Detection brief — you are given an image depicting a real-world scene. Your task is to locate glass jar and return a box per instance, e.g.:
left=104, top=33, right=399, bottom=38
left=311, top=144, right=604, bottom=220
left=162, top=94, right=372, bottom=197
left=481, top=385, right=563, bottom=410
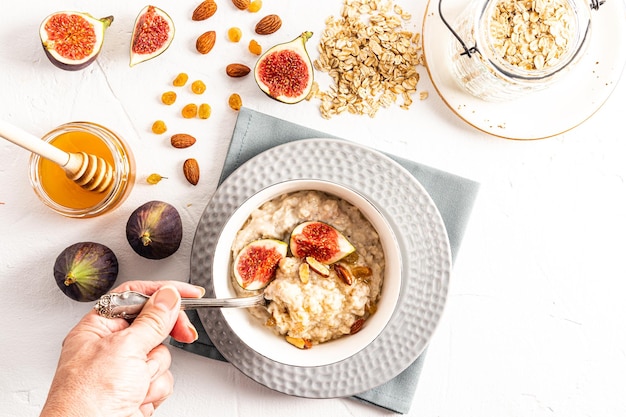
left=448, top=0, right=592, bottom=101
left=29, top=121, right=135, bottom=218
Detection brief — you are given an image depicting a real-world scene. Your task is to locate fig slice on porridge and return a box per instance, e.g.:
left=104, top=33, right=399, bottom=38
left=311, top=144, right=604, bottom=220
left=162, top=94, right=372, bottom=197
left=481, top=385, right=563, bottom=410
left=289, top=221, right=355, bottom=264
left=233, top=239, right=287, bottom=290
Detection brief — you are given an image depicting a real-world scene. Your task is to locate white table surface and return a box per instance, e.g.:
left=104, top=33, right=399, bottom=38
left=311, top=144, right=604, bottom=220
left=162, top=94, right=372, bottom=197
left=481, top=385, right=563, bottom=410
left=2, top=1, right=625, bottom=416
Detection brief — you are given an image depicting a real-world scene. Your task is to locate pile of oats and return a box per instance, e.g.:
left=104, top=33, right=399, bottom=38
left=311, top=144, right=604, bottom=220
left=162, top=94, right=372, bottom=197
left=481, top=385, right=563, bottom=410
left=310, top=0, right=424, bottom=119
left=488, top=0, right=575, bottom=70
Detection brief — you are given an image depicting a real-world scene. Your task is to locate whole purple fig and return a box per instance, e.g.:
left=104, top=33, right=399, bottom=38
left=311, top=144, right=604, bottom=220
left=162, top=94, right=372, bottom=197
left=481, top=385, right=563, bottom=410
left=126, top=201, right=183, bottom=260
left=54, top=242, right=118, bottom=302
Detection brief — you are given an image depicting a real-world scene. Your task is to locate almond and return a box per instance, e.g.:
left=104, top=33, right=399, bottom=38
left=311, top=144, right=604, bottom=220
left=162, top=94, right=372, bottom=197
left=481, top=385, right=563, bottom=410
left=196, top=31, right=216, bottom=54
left=226, top=63, right=251, bottom=78
left=298, top=263, right=310, bottom=284
left=333, top=263, right=354, bottom=285
left=192, top=0, right=217, bottom=21
left=255, top=14, right=282, bottom=35
left=183, top=158, right=200, bottom=185
left=305, top=256, right=330, bottom=277
left=231, top=0, right=251, bottom=10
left=350, top=318, right=365, bottom=335
left=285, top=336, right=312, bottom=350
left=170, top=134, right=196, bottom=149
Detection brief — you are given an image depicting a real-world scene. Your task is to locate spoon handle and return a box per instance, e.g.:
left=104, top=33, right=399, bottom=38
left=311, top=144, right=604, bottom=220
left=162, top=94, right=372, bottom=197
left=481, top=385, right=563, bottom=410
left=94, top=291, right=265, bottom=320
left=0, top=120, right=70, bottom=167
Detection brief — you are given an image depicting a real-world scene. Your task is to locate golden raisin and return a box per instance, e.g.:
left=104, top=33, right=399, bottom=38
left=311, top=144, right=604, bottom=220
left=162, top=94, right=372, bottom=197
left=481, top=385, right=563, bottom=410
left=161, top=91, right=177, bottom=105
left=182, top=103, right=198, bottom=118
left=227, top=27, right=242, bottom=42
left=146, top=173, right=167, bottom=184
left=228, top=93, right=242, bottom=111
left=191, top=80, right=206, bottom=94
left=352, top=265, right=373, bottom=278
left=248, top=0, right=262, bottom=12
left=151, top=120, right=167, bottom=134
left=248, top=39, right=262, bottom=55
left=173, top=72, right=188, bottom=86
left=198, top=103, right=212, bottom=119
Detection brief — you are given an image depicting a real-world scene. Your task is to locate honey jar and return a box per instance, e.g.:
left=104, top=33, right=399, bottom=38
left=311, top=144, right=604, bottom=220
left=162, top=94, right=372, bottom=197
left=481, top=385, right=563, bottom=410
left=28, top=122, right=135, bottom=218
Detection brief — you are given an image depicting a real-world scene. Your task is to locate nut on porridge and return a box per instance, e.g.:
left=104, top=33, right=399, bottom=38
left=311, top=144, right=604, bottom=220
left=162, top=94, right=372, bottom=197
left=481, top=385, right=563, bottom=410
left=230, top=190, right=385, bottom=348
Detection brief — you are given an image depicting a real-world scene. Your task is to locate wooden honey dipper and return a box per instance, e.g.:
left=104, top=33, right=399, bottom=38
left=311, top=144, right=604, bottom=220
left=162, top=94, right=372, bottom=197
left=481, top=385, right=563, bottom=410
left=0, top=120, right=114, bottom=193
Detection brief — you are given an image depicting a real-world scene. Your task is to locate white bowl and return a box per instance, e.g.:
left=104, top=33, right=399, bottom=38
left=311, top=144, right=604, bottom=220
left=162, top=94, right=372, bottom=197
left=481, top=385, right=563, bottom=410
left=212, top=179, right=402, bottom=367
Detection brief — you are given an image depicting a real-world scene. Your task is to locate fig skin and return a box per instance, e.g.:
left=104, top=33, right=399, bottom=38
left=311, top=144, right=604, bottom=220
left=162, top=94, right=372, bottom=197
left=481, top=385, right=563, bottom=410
left=53, top=242, right=118, bottom=302
left=254, top=31, right=314, bottom=104
left=126, top=201, right=183, bottom=260
left=39, top=12, right=113, bottom=71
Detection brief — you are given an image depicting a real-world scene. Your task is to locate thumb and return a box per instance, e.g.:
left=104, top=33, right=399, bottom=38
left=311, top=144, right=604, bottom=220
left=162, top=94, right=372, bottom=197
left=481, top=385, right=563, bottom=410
left=126, top=285, right=181, bottom=353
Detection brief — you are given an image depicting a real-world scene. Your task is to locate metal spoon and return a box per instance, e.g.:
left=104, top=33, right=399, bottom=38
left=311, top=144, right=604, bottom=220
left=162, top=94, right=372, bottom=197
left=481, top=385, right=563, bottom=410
left=94, top=290, right=265, bottom=320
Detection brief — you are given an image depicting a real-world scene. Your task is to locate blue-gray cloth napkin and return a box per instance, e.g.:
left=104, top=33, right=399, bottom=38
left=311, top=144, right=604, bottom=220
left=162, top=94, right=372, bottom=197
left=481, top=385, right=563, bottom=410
left=171, top=107, right=479, bottom=414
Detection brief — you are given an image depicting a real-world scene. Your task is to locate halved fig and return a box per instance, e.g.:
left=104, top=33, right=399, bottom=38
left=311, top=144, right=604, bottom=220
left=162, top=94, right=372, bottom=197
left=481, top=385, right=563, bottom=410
left=39, top=11, right=113, bottom=71
left=130, top=5, right=174, bottom=67
left=234, top=239, right=287, bottom=290
left=289, top=221, right=355, bottom=264
left=254, top=31, right=314, bottom=104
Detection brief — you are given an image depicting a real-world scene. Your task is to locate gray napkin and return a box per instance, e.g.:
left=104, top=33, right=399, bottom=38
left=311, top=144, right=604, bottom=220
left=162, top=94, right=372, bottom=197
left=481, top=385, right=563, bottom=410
left=171, top=107, right=479, bottom=414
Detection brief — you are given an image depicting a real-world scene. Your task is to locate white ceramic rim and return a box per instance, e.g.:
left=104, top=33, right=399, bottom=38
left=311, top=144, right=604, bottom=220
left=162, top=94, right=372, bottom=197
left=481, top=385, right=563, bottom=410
left=211, top=179, right=402, bottom=367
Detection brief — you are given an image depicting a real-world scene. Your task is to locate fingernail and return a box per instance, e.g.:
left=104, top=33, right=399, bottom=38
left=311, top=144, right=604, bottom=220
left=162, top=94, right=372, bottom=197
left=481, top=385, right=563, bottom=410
left=193, top=285, right=206, bottom=297
left=188, top=324, right=199, bottom=342
left=152, top=286, right=179, bottom=311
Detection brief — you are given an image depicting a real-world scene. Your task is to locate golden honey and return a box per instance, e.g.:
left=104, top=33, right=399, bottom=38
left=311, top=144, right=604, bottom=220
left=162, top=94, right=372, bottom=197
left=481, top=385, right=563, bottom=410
left=29, top=122, right=135, bottom=218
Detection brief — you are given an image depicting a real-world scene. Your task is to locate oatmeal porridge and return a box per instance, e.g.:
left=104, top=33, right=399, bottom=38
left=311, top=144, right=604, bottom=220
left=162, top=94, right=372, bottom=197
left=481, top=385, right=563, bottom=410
left=230, top=190, right=385, bottom=348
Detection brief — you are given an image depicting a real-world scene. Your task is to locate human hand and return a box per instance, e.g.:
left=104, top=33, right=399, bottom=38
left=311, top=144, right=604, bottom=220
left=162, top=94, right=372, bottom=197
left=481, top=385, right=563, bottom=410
left=40, top=280, right=205, bottom=417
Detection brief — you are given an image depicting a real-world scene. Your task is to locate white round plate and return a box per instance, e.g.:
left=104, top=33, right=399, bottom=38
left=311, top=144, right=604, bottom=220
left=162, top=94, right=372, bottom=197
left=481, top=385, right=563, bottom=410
left=189, top=139, right=451, bottom=398
left=422, top=0, right=626, bottom=140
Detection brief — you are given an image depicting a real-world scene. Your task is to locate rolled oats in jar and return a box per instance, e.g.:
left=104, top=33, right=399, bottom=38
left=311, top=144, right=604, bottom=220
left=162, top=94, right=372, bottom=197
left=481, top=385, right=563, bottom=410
left=448, top=0, right=592, bottom=101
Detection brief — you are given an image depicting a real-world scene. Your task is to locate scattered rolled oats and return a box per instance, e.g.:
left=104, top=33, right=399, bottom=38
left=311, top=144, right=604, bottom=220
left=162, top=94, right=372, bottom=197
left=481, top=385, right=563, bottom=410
left=311, top=0, right=423, bottom=119
left=488, top=0, right=575, bottom=70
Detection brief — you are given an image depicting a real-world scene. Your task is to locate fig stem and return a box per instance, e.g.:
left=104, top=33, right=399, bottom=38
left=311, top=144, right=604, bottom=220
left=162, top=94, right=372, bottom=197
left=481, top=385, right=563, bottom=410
left=100, top=16, right=114, bottom=29
left=141, top=233, right=152, bottom=247
left=64, top=274, right=76, bottom=286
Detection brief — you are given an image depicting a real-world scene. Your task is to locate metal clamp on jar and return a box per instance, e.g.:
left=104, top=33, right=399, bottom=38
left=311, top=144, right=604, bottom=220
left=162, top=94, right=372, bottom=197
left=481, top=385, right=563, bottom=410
left=440, top=0, right=599, bottom=101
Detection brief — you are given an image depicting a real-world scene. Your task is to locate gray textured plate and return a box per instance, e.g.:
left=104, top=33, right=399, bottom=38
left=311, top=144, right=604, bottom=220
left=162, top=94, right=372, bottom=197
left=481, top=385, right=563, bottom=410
left=190, top=138, right=451, bottom=398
